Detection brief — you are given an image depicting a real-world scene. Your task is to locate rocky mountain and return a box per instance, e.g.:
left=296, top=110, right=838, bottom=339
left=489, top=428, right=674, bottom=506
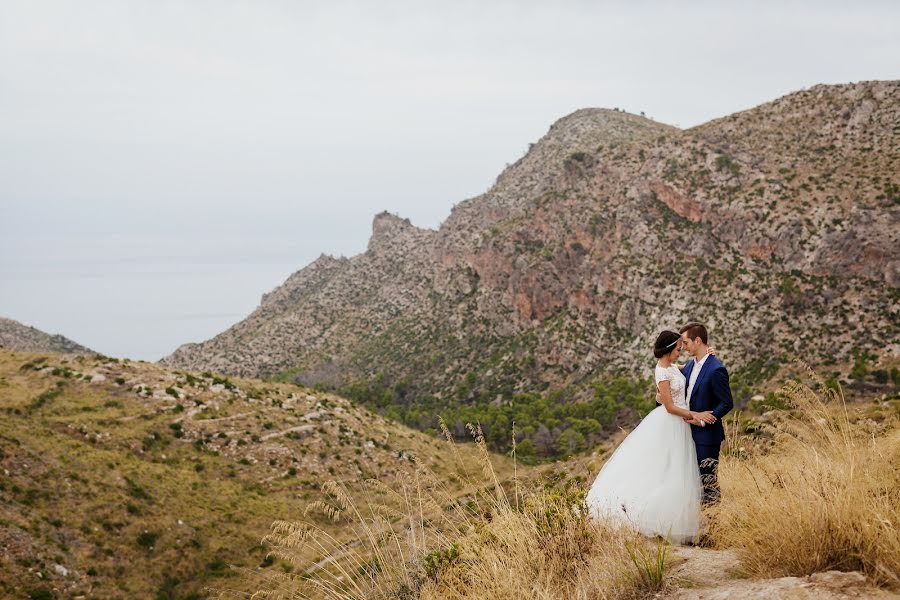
left=0, top=317, right=93, bottom=354
left=162, top=81, right=900, bottom=454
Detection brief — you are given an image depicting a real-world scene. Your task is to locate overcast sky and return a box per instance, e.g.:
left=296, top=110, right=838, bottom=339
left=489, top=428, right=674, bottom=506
left=2, top=0, right=898, bottom=361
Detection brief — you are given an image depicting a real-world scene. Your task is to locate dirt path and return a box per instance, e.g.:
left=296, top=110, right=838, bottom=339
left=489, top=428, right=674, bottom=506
left=666, top=546, right=898, bottom=599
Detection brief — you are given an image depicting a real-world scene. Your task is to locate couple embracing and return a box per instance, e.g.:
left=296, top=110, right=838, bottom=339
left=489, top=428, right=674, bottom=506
left=585, top=322, right=734, bottom=544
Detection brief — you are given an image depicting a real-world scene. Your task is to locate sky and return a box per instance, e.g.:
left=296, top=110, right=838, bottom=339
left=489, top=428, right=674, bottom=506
left=2, top=0, right=898, bottom=361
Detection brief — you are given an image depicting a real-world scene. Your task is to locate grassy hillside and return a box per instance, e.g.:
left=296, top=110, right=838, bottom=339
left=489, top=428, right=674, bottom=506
left=0, top=350, right=518, bottom=600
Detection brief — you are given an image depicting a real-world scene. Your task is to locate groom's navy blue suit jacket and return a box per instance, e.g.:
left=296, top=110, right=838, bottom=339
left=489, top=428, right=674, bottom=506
left=683, top=355, right=734, bottom=445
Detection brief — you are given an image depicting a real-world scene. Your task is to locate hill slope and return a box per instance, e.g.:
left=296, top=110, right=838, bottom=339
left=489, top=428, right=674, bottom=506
left=0, top=350, right=514, bottom=599
left=161, top=81, right=900, bottom=455
left=0, top=317, right=93, bottom=354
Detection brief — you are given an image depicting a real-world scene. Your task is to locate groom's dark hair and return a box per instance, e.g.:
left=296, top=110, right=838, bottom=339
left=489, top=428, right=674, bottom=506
left=679, top=322, right=708, bottom=344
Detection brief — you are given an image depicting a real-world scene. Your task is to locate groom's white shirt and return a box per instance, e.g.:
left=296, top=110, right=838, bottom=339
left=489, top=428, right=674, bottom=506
left=686, top=351, right=711, bottom=403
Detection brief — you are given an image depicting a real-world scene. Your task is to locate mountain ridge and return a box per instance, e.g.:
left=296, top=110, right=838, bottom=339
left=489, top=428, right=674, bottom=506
left=161, top=80, right=899, bottom=454
left=0, top=317, right=93, bottom=355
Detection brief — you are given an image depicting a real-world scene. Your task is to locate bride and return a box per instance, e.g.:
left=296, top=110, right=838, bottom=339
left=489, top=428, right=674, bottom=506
left=585, top=330, right=716, bottom=543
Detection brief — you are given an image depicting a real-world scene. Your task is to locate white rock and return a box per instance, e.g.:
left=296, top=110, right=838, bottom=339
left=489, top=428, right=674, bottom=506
left=53, top=564, right=69, bottom=577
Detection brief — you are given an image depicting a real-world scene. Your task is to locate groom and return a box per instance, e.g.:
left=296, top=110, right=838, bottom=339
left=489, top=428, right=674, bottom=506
left=679, top=322, right=734, bottom=504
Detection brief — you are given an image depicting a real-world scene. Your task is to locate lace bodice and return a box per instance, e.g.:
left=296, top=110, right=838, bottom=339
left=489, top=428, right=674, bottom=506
left=655, top=364, right=688, bottom=409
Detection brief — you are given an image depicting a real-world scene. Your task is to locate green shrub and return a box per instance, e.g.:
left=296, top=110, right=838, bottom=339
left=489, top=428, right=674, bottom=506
left=870, top=369, right=888, bottom=384
left=716, top=153, right=740, bottom=176
left=137, top=531, right=158, bottom=549
left=207, top=558, right=228, bottom=577
left=27, top=386, right=64, bottom=412
left=141, top=431, right=166, bottom=452
left=850, top=352, right=871, bottom=380
left=125, top=477, right=151, bottom=501
left=424, top=543, right=460, bottom=580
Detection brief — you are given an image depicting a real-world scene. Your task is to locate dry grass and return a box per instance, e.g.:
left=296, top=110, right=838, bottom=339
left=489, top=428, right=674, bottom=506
left=229, top=423, right=671, bottom=600
left=707, top=374, right=900, bottom=588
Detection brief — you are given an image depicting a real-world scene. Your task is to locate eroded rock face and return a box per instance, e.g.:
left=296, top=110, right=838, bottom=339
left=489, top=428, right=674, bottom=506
left=161, top=82, right=900, bottom=403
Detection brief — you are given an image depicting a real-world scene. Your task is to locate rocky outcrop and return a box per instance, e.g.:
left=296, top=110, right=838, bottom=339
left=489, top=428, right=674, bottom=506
left=0, top=317, right=93, bottom=354
left=161, top=81, right=900, bottom=407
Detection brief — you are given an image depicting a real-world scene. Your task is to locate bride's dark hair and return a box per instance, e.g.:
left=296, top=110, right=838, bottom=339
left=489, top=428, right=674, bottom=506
left=653, top=330, right=680, bottom=359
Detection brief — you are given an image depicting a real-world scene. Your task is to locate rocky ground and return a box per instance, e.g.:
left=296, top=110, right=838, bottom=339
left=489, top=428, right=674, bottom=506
left=669, top=547, right=897, bottom=599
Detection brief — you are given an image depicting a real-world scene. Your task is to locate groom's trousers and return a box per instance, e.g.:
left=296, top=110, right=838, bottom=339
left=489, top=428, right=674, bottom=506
left=696, top=443, right=721, bottom=504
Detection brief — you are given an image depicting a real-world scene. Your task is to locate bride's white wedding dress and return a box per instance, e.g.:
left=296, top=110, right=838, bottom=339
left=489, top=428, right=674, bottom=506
left=585, top=364, right=702, bottom=543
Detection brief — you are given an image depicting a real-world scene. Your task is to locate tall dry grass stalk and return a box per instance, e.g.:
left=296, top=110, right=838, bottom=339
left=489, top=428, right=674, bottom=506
left=708, top=374, right=900, bottom=588
left=221, top=423, right=671, bottom=600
